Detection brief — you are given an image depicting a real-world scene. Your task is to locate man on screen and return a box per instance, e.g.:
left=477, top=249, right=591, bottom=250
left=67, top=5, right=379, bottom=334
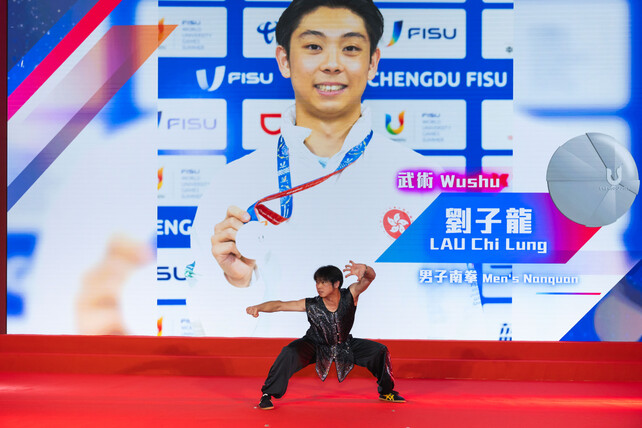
left=189, top=0, right=482, bottom=339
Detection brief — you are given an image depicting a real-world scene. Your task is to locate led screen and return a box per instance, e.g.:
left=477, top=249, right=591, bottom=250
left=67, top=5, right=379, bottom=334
left=6, top=0, right=641, bottom=341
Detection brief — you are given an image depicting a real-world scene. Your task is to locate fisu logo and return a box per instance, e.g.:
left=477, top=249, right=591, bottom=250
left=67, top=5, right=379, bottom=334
left=197, top=66, right=273, bottom=90
left=387, top=21, right=403, bottom=46
left=386, top=19, right=458, bottom=46
left=196, top=66, right=225, bottom=92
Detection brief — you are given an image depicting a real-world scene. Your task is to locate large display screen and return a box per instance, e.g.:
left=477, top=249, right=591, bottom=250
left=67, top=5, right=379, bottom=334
left=6, top=0, right=641, bottom=341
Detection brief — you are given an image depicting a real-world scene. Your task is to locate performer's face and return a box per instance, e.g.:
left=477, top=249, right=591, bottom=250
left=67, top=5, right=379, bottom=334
left=316, top=280, right=339, bottom=297
left=276, top=6, right=381, bottom=122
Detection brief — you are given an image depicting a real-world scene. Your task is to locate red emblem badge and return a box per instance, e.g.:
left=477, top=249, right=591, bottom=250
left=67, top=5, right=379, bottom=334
left=383, top=209, right=411, bottom=239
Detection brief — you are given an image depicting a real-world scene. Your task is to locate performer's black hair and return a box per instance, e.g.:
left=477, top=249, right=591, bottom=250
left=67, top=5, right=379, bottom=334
left=275, top=0, right=384, bottom=57
left=314, top=265, right=344, bottom=288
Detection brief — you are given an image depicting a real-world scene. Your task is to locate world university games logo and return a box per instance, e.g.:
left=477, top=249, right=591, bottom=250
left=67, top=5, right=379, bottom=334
left=385, top=111, right=405, bottom=135
left=606, top=166, right=623, bottom=186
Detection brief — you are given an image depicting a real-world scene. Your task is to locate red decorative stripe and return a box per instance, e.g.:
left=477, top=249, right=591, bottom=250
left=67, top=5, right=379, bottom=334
left=7, top=0, right=123, bottom=120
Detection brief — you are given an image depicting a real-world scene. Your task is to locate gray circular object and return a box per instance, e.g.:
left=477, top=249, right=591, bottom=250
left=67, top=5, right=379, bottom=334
left=546, top=133, right=639, bottom=227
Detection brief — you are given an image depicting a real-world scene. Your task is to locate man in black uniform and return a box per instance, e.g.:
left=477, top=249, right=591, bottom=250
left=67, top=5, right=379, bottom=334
left=246, top=261, right=405, bottom=410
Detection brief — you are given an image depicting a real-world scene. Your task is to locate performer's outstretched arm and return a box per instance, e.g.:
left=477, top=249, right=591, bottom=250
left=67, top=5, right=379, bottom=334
left=344, top=260, right=376, bottom=304
left=246, top=299, right=306, bottom=317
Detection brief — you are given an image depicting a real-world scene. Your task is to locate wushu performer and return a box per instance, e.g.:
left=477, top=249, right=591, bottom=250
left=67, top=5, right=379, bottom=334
left=246, top=261, right=405, bottom=409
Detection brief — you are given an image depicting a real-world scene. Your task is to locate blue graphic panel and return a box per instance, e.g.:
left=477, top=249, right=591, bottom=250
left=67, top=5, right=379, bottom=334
left=157, top=206, right=197, bottom=249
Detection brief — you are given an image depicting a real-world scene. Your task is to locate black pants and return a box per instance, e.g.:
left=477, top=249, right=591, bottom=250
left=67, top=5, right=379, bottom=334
left=261, top=337, right=395, bottom=399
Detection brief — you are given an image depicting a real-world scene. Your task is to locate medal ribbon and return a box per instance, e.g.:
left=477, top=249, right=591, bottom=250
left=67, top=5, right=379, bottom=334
left=248, top=130, right=373, bottom=224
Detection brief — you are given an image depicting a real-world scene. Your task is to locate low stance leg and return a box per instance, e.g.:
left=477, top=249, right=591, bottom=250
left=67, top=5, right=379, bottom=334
left=351, top=338, right=405, bottom=402
left=260, top=337, right=316, bottom=404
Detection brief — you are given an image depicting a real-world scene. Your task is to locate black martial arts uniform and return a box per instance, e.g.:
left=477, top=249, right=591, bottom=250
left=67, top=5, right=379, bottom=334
left=261, top=288, right=396, bottom=398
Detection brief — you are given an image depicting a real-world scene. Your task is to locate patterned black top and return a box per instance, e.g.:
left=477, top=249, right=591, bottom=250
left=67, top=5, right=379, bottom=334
left=305, top=288, right=356, bottom=382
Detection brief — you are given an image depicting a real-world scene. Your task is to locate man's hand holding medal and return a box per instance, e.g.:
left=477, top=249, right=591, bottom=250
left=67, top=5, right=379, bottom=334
left=211, top=205, right=257, bottom=287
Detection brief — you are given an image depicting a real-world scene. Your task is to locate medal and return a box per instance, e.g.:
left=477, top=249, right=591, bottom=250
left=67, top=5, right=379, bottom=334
left=235, top=221, right=273, bottom=260
left=236, top=131, right=372, bottom=260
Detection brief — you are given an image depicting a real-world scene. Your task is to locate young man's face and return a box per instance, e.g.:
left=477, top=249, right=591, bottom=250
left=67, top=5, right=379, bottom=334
left=276, top=6, right=380, bottom=122
left=316, top=280, right=339, bottom=297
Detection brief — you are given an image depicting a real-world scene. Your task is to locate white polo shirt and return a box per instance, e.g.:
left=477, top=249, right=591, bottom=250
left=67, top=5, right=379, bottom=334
left=189, top=105, right=485, bottom=339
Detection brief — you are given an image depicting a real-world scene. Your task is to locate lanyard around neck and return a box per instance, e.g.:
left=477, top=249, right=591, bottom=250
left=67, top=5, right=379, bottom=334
left=247, top=130, right=373, bottom=224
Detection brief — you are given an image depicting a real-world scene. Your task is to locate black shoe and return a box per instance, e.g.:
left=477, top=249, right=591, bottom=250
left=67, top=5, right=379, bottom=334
left=258, top=394, right=274, bottom=410
left=379, top=391, right=406, bottom=403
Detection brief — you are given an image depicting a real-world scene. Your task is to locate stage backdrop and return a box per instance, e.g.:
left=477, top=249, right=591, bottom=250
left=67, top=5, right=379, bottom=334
left=6, top=0, right=641, bottom=341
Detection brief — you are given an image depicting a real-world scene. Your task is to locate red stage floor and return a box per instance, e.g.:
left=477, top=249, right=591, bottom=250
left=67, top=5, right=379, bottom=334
left=1, top=372, right=641, bottom=428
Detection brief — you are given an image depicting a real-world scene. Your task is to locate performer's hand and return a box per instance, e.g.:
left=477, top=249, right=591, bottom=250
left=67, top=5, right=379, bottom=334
left=344, top=261, right=375, bottom=303
left=343, top=260, right=367, bottom=281
left=246, top=305, right=260, bottom=318
left=212, top=205, right=256, bottom=288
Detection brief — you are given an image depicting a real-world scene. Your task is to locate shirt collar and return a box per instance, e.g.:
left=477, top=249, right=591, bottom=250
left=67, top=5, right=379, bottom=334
left=280, top=104, right=373, bottom=161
